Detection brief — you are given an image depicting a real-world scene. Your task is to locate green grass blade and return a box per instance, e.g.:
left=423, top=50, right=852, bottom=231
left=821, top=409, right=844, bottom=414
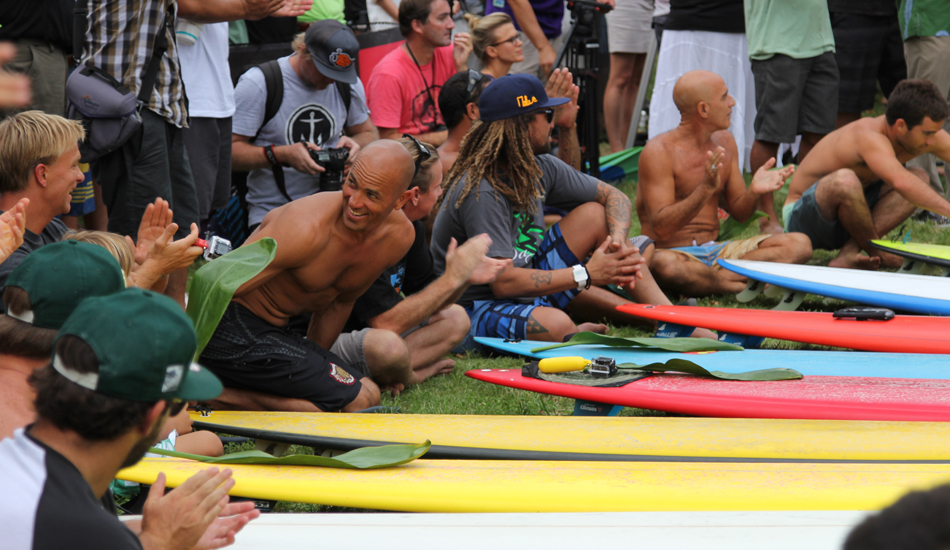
left=147, top=440, right=430, bottom=469
left=186, top=238, right=277, bottom=359
left=531, top=331, right=743, bottom=353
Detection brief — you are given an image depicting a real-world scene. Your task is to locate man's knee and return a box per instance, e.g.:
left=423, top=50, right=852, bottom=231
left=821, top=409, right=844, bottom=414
left=441, top=304, right=471, bottom=345
left=363, top=329, right=410, bottom=372
left=763, top=232, right=812, bottom=262
left=907, top=166, right=929, bottom=184
left=528, top=307, right=579, bottom=341
left=649, top=249, right=689, bottom=282
left=343, top=378, right=382, bottom=412
left=828, top=169, right=863, bottom=196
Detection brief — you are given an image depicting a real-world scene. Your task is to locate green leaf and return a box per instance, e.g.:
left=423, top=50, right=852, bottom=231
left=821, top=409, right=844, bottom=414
left=148, top=440, right=430, bottom=469
left=718, top=211, right=768, bottom=241
left=616, top=359, right=802, bottom=381
left=186, top=238, right=277, bottom=359
left=530, top=331, right=743, bottom=353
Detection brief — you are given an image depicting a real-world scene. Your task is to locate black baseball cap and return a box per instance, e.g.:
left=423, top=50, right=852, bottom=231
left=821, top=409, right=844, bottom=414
left=478, top=74, right=569, bottom=122
left=305, top=20, right=359, bottom=85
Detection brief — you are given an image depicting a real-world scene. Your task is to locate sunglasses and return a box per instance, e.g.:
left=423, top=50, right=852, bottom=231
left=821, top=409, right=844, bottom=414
left=491, top=34, right=520, bottom=47
left=537, top=108, right=554, bottom=123
left=403, top=133, right=432, bottom=177
left=168, top=399, right=186, bottom=417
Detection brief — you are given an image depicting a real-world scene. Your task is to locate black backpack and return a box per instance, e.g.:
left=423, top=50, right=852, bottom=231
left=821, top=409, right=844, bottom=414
left=210, top=60, right=352, bottom=246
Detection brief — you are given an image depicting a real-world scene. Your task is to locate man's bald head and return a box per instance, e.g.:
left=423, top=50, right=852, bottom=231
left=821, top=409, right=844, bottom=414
left=673, top=71, right=726, bottom=116
left=352, top=139, right=416, bottom=195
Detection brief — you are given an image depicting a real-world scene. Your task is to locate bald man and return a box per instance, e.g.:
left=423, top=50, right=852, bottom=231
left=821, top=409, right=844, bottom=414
left=637, top=71, right=812, bottom=297
left=199, top=141, right=417, bottom=412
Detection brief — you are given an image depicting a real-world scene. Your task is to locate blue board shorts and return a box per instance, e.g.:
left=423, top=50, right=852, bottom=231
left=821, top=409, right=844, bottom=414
left=466, top=224, right=653, bottom=342
left=670, top=235, right=771, bottom=268
left=785, top=179, right=883, bottom=250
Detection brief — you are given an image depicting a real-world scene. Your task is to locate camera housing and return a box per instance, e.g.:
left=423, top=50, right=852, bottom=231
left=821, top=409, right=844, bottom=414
left=195, top=236, right=232, bottom=261
left=309, top=147, right=350, bottom=192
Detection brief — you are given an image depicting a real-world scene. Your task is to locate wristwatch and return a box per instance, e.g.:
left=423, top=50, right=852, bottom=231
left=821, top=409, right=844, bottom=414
left=572, top=264, right=591, bottom=291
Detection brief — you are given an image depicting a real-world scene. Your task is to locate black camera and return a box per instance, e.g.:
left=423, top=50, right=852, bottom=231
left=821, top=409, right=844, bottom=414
left=309, top=147, right=350, bottom=192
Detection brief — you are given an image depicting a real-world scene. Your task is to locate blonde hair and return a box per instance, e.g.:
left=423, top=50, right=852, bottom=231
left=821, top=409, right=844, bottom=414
left=397, top=137, right=441, bottom=192
left=291, top=31, right=305, bottom=54
left=63, top=230, right=136, bottom=276
left=464, top=12, right=514, bottom=64
left=0, top=111, right=85, bottom=193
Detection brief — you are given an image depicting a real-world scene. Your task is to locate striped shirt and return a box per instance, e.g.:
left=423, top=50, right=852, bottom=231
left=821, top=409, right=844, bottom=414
left=81, top=0, right=189, bottom=128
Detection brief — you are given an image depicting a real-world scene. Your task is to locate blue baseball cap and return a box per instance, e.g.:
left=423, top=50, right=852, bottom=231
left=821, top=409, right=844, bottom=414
left=478, top=74, right=570, bottom=122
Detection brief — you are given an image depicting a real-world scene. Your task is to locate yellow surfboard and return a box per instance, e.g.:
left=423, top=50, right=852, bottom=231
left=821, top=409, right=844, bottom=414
left=119, top=457, right=950, bottom=512
left=190, top=411, right=950, bottom=462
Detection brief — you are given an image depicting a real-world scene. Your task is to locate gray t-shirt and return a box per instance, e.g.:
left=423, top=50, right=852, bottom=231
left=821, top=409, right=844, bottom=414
left=0, top=217, right=69, bottom=310
left=232, top=55, right=371, bottom=226
left=430, top=154, right=599, bottom=307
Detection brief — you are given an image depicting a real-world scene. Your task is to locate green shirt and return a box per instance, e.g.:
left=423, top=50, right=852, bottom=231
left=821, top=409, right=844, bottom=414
left=744, top=0, right=836, bottom=61
left=898, top=0, right=950, bottom=40
left=299, top=0, right=346, bottom=23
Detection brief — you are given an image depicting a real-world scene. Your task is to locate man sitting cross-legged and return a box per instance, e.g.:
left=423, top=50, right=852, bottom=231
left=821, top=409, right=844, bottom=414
left=329, top=136, right=508, bottom=392
left=431, top=74, right=703, bottom=344
left=785, top=79, right=950, bottom=270
left=199, top=140, right=418, bottom=412
left=638, top=71, right=812, bottom=297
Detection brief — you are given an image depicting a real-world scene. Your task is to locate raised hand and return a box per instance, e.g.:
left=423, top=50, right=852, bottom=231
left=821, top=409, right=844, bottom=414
left=750, top=157, right=794, bottom=195
left=192, top=501, right=260, bottom=550
left=135, top=198, right=174, bottom=267
left=704, top=146, right=725, bottom=190
left=271, top=0, right=314, bottom=17
left=545, top=68, right=579, bottom=128
left=0, top=197, right=27, bottom=264
left=453, top=32, right=473, bottom=72
left=139, top=468, right=236, bottom=550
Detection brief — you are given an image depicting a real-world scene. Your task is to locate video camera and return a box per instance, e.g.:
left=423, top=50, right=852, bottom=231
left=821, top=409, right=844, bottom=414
left=309, top=147, right=350, bottom=192
left=195, top=236, right=232, bottom=261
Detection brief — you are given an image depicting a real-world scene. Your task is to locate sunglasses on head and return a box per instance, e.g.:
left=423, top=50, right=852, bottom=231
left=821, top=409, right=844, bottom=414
left=466, top=69, right=482, bottom=94
left=403, top=133, right=432, bottom=177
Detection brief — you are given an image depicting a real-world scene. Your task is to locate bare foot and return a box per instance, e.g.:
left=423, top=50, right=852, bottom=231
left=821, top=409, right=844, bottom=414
left=382, top=382, right=405, bottom=397
left=408, top=358, right=456, bottom=385
left=759, top=219, right=785, bottom=235
left=875, top=251, right=905, bottom=270
left=577, top=322, right=609, bottom=334
left=828, top=251, right=881, bottom=270
left=690, top=327, right=718, bottom=340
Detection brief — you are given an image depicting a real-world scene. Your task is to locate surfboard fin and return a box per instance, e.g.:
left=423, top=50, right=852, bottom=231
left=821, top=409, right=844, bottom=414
left=772, top=288, right=805, bottom=311
left=572, top=399, right=624, bottom=417
left=899, top=258, right=926, bottom=274
left=736, top=279, right=764, bottom=302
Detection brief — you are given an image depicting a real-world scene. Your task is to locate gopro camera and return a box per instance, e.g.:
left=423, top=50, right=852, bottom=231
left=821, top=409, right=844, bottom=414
left=195, top=235, right=232, bottom=261
left=588, top=356, right=617, bottom=379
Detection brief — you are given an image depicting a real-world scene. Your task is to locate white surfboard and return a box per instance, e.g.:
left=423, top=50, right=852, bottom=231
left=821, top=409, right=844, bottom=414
left=126, top=511, right=869, bottom=550
left=718, top=259, right=950, bottom=315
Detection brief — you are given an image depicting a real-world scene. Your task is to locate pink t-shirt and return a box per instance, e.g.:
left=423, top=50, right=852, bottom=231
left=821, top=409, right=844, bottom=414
left=367, top=44, right=456, bottom=135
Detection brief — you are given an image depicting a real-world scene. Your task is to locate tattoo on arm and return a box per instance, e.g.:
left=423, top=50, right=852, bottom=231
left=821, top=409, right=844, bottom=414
left=526, top=317, right=550, bottom=335
left=597, top=182, right=632, bottom=239
left=557, top=128, right=581, bottom=171
left=530, top=271, right=553, bottom=288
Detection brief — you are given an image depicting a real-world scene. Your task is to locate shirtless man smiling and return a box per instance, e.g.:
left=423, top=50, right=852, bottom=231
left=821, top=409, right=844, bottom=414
left=199, top=140, right=416, bottom=412
left=785, top=79, right=950, bottom=270
left=638, top=71, right=812, bottom=297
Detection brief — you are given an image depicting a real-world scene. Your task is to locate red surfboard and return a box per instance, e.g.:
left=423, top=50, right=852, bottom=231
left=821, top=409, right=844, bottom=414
left=466, top=369, right=950, bottom=422
left=616, top=304, right=950, bottom=354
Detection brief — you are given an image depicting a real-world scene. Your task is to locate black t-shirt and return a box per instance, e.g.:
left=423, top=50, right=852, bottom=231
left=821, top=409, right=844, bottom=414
left=827, top=0, right=895, bottom=16
left=344, top=220, right=438, bottom=332
left=665, top=0, right=745, bottom=34
left=0, top=428, right=143, bottom=550
left=0, top=0, right=74, bottom=53
left=0, top=217, right=69, bottom=311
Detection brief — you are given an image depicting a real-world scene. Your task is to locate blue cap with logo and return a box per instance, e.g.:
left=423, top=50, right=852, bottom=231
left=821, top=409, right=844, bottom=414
left=478, top=74, right=570, bottom=122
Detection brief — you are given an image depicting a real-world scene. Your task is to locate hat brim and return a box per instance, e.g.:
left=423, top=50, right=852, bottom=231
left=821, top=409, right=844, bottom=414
left=176, top=362, right=224, bottom=402
left=541, top=97, right=571, bottom=109
left=310, top=50, right=358, bottom=85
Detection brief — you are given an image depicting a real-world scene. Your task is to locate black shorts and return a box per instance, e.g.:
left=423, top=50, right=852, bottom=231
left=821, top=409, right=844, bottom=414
left=831, top=12, right=907, bottom=114
left=751, top=52, right=839, bottom=143
left=787, top=179, right=884, bottom=250
left=199, top=302, right=367, bottom=411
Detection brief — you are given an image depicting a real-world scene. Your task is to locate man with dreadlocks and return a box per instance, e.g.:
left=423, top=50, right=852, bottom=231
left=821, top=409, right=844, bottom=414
left=431, top=74, right=690, bottom=344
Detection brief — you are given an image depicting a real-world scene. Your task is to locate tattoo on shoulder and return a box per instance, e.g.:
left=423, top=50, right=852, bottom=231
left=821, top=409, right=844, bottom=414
left=530, top=271, right=553, bottom=288
left=526, top=317, right=550, bottom=335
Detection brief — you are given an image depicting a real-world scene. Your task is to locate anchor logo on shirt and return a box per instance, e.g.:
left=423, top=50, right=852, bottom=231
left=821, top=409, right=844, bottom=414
left=286, top=103, right=337, bottom=148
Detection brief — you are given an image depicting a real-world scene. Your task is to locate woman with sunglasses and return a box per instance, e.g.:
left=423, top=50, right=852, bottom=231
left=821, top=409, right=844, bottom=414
left=464, top=13, right=525, bottom=79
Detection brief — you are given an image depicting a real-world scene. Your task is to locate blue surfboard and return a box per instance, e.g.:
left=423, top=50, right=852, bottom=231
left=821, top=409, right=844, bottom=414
left=717, top=259, right=950, bottom=316
left=476, top=337, right=950, bottom=380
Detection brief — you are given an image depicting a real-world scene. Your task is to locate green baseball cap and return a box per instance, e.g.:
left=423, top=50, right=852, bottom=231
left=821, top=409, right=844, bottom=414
left=5, top=240, right=126, bottom=329
left=52, top=288, right=223, bottom=402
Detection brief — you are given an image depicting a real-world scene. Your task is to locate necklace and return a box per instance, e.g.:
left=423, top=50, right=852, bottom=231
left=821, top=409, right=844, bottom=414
left=405, top=43, right=440, bottom=131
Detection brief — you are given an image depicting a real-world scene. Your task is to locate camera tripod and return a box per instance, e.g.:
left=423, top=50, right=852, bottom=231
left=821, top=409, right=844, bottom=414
left=555, top=0, right=611, bottom=178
